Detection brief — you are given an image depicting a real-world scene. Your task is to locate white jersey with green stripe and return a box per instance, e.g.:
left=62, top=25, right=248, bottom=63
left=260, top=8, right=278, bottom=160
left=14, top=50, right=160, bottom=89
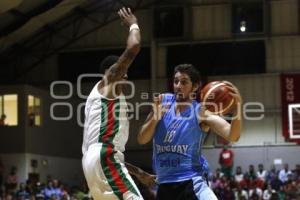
left=82, top=82, right=129, bottom=155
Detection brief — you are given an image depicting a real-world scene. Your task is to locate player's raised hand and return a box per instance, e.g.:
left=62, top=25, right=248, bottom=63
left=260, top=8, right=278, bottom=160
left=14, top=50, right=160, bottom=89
left=223, top=81, right=242, bottom=103
left=118, top=7, right=137, bottom=27
left=223, top=81, right=242, bottom=116
left=153, top=94, right=163, bottom=121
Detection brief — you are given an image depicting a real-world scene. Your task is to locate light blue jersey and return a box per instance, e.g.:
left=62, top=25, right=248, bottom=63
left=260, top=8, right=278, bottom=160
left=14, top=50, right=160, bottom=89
left=153, top=93, right=206, bottom=184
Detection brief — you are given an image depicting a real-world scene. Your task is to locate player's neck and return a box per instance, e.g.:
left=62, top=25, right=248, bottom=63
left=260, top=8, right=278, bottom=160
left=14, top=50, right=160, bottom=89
left=98, top=81, right=122, bottom=99
left=175, top=100, right=192, bottom=114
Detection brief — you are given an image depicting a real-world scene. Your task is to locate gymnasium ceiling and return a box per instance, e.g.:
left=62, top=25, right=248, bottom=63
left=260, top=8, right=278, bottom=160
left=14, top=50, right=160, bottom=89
left=0, top=0, right=85, bottom=52
left=0, top=0, right=232, bottom=82
left=0, top=0, right=164, bottom=82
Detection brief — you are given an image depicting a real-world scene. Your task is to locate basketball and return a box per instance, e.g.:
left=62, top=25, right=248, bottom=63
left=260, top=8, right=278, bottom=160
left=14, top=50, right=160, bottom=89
left=200, top=81, right=236, bottom=115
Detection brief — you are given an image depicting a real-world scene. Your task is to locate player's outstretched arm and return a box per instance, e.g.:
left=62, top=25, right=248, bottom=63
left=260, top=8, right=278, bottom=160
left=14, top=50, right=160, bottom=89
left=105, top=7, right=141, bottom=83
left=125, top=162, right=156, bottom=187
left=137, top=95, right=165, bottom=144
left=137, top=111, right=157, bottom=144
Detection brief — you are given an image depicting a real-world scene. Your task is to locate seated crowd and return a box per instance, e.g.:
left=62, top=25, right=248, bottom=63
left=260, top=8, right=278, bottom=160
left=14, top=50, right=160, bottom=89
left=0, top=163, right=299, bottom=200
left=0, top=167, right=89, bottom=200
left=209, top=163, right=300, bottom=200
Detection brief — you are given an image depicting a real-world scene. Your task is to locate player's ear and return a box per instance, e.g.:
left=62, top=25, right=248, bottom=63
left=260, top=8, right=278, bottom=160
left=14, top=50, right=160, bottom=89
left=192, top=82, right=200, bottom=92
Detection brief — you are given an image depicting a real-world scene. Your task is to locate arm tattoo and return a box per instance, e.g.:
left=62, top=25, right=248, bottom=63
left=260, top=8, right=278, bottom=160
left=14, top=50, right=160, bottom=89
left=122, top=50, right=136, bottom=61
left=107, top=50, right=137, bottom=80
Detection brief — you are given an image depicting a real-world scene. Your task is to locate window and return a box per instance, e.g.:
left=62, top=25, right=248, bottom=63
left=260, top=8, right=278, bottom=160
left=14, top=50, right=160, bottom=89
left=232, top=2, right=264, bottom=34
left=28, top=95, right=41, bottom=126
left=154, top=6, right=184, bottom=39
left=0, top=94, right=18, bottom=126
left=167, top=41, right=265, bottom=77
left=58, top=47, right=151, bottom=82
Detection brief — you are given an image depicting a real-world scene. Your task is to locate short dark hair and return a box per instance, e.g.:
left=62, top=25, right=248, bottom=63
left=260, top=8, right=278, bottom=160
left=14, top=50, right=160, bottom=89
left=174, top=64, right=201, bottom=85
left=99, top=55, right=119, bottom=73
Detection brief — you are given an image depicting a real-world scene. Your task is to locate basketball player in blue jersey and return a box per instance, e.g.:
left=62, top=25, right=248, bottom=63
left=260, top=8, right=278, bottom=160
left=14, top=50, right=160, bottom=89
left=82, top=8, right=155, bottom=200
left=137, top=64, right=242, bottom=200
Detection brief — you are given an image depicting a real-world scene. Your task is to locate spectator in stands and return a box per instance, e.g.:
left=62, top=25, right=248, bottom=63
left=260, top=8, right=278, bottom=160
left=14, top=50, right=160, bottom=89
left=277, top=186, right=285, bottom=200
left=263, top=184, right=275, bottom=200
left=5, top=166, right=18, bottom=193
left=43, top=180, right=56, bottom=200
left=239, top=174, right=251, bottom=191
left=249, top=184, right=263, bottom=200
left=15, top=182, right=30, bottom=199
left=278, top=163, right=292, bottom=183
left=284, top=181, right=298, bottom=199
left=270, top=174, right=283, bottom=191
left=245, top=164, right=257, bottom=180
left=286, top=173, right=294, bottom=185
left=292, top=164, right=300, bottom=181
left=257, top=164, right=267, bottom=182
left=266, top=165, right=277, bottom=183
left=220, top=176, right=229, bottom=190
left=215, top=168, right=224, bottom=179
left=211, top=175, right=222, bottom=191
left=25, top=179, right=36, bottom=197
left=28, top=194, right=37, bottom=200
left=4, top=193, right=13, bottom=200
left=59, top=184, right=70, bottom=200
left=235, top=184, right=248, bottom=200
left=254, top=175, right=265, bottom=190
left=0, top=114, right=7, bottom=126
left=235, top=166, right=244, bottom=183
left=52, top=179, right=62, bottom=199
left=228, top=176, right=238, bottom=190
left=223, top=185, right=235, bottom=200
left=219, top=145, right=234, bottom=178
left=35, top=182, right=45, bottom=199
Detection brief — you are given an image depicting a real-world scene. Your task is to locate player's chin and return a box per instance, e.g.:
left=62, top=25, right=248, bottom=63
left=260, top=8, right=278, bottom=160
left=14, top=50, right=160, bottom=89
left=175, top=94, right=186, bottom=102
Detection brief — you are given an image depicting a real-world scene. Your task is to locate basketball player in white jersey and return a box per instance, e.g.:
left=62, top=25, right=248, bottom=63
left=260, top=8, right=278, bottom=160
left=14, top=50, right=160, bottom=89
left=82, top=7, right=154, bottom=200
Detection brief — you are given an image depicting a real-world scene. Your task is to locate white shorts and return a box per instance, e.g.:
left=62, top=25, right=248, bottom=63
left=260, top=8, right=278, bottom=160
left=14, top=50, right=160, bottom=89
left=82, top=144, right=143, bottom=200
